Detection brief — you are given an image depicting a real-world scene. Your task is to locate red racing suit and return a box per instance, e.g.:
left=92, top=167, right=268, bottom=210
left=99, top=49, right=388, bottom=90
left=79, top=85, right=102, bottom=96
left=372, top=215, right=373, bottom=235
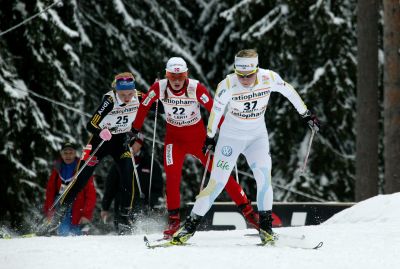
left=133, top=78, right=249, bottom=211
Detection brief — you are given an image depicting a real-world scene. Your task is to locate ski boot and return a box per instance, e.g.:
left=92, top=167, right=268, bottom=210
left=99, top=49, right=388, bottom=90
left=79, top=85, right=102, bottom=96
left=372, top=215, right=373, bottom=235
left=258, top=210, right=276, bottom=245
left=36, top=205, right=69, bottom=236
left=238, top=201, right=260, bottom=230
left=163, top=209, right=180, bottom=239
left=171, top=214, right=202, bottom=245
left=117, top=208, right=134, bottom=235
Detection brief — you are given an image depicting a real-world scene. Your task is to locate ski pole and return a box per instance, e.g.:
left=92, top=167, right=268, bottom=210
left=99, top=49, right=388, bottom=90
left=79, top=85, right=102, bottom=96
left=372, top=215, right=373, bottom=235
left=147, top=73, right=161, bottom=209
left=301, top=128, right=316, bottom=173
left=235, top=164, right=239, bottom=184
left=130, top=147, right=145, bottom=199
left=286, top=127, right=318, bottom=201
left=49, top=140, right=105, bottom=211
left=148, top=100, right=159, bottom=208
left=200, top=151, right=212, bottom=191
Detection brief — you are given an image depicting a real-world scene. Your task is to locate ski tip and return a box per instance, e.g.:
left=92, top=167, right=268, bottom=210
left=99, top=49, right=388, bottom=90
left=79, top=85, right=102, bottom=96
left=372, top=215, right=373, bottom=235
left=143, top=236, right=150, bottom=247
left=1, top=233, right=36, bottom=239
left=21, top=233, right=36, bottom=238
left=313, top=241, right=324, bottom=249
left=0, top=235, right=12, bottom=239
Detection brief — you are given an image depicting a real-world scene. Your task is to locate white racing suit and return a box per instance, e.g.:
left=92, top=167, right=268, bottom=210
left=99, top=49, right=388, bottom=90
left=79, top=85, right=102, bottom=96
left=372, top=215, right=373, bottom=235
left=192, top=68, right=308, bottom=216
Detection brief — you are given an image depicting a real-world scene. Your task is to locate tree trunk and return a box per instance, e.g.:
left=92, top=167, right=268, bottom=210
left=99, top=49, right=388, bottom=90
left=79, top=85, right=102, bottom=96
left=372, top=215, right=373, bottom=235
left=383, top=0, right=400, bottom=194
left=356, top=0, right=379, bottom=201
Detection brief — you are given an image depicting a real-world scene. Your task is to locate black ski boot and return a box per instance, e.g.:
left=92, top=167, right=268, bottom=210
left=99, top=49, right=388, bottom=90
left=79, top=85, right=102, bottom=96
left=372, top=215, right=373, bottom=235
left=259, top=210, right=276, bottom=245
left=171, top=214, right=202, bottom=245
left=117, top=208, right=134, bottom=235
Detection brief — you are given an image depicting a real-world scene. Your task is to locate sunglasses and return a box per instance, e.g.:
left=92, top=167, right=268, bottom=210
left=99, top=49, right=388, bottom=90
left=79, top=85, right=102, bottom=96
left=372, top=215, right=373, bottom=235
left=166, top=71, right=188, bottom=81
left=234, top=68, right=258, bottom=79
left=116, top=77, right=134, bottom=82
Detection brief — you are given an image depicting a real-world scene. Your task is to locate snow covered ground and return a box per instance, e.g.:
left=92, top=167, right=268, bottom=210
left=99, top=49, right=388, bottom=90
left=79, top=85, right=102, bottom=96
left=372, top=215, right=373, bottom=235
left=1, top=193, right=400, bottom=269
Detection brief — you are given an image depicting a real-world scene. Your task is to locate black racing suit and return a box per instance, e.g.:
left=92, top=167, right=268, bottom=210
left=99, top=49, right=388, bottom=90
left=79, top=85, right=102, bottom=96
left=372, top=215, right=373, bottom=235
left=61, top=94, right=138, bottom=216
left=101, top=144, right=163, bottom=230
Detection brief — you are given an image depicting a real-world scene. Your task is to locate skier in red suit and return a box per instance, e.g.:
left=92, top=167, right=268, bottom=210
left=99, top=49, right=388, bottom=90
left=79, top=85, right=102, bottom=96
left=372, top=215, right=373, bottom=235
left=132, top=57, right=259, bottom=238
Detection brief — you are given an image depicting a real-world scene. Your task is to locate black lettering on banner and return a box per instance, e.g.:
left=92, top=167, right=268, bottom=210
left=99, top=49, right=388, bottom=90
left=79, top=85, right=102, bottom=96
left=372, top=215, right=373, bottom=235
left=172, top=107, right=185, bottom=115
left=116, top=115, right=129, bottom=124
left=243, top=101, right=257, bottom=111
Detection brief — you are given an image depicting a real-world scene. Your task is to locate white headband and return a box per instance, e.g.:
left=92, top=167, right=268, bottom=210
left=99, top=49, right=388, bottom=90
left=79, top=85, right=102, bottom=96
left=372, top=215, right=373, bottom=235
left=234, top=56, right=258, bottom=72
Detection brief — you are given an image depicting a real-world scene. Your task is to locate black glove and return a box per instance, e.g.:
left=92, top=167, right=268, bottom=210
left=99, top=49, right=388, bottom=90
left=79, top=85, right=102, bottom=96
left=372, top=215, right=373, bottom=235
left=202, top=136, right=216, bottom=155
left=127, top=128, right=140, bottom=147
left=301, top=110, right=320, bottom=131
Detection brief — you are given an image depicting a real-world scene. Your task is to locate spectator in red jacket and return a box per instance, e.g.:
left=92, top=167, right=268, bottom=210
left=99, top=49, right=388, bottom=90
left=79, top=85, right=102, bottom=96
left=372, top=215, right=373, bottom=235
left=44, top=142, right=96, bottom=236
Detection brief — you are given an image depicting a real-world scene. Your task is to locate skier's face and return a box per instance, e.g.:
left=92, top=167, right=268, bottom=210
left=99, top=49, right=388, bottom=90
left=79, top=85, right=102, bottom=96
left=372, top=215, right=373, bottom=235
left=168, top=78, right=185, bottom=91
left=236, top=69, right=258, bottom=88
left=166, top=71, right=187, bottom=91
left=117, top=90, right=135, bottom=103
left=61, top=148, right=76, bottom=164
